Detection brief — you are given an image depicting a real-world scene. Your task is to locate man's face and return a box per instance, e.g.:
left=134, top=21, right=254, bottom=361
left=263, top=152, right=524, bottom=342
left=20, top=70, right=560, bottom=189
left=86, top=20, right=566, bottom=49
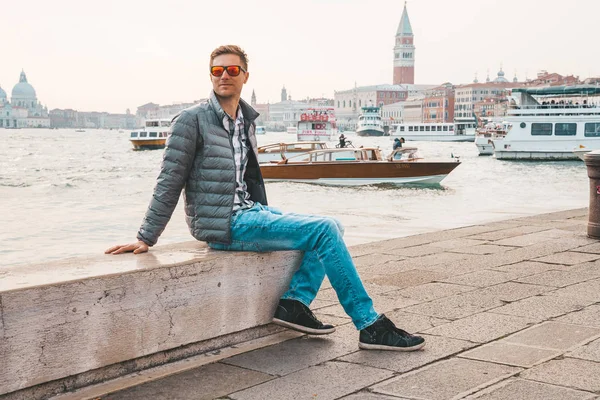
left=210, top=54, right=249, bottom=99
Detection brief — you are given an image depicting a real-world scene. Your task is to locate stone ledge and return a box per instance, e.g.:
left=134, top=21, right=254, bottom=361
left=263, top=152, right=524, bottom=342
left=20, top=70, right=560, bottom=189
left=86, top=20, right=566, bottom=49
left=0, top=241, right=302, bottom=398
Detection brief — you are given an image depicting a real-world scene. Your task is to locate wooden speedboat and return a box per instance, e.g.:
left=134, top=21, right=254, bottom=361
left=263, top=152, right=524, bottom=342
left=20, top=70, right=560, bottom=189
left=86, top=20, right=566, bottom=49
left=259, top=147, right=460, bottom=185
left=257, top=141, right=329, bottom=163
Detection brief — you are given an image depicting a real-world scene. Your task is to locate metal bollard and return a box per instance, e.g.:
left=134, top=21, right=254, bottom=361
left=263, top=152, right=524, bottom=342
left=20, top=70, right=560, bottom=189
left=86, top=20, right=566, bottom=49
left=584, top=150, right=600, bottom=238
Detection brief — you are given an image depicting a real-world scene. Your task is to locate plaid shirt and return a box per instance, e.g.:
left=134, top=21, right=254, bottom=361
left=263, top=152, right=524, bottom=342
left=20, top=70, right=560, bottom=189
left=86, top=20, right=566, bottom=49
left=223, top=107, right=254, bottom=212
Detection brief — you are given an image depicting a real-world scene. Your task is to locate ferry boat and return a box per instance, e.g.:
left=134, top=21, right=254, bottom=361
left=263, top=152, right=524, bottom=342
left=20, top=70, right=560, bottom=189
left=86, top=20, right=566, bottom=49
left=296, top=107, right=337, bottom=141
left=474, top=121, right=512, bottom=155
left=129, top=118, right=170, bottom=150
left=356, top=106, right=385, bottom=137
left=390, top=122, right=475, bottom=142
left=255, top=126, right=267, bottom=135
left=257, top=141, right=328, bottom=163
left=493, top=85, right=600, bottom=160
left=260, top=147, right=460, bottom=185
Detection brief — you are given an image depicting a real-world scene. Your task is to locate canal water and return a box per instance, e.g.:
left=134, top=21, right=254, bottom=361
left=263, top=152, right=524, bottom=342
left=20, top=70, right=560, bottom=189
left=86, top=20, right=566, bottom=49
left=0, top=129, right=588, bottom=268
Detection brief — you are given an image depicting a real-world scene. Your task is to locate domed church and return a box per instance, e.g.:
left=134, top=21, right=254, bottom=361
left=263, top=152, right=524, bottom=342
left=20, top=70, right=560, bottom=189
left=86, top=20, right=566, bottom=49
left=0, top=70, right=50, bottom=128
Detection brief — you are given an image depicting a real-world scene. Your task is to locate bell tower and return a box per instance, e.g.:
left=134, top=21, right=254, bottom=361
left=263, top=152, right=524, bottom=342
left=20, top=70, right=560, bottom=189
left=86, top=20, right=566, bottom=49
left=393, top=2, right=415, bottom=85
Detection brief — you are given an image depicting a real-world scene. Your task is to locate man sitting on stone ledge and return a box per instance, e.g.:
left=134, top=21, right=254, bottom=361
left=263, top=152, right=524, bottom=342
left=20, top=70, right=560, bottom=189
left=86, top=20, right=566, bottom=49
left=105, top=44, right=425, bottom=352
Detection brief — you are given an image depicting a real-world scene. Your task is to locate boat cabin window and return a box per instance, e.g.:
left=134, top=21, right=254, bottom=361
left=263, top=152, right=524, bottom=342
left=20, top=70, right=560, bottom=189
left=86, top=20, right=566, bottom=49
left=419, top=126, right=425, bottom=131
left=398, top=126, right=405, bottom=132
left=425, top=126, right=431, bottom=131
left=363, top=150, right=378, bottom=160
left=332, top=150, right=357, bottom=161
left=585, top=123, right=600, bottom=137
left=130, top=132, right=138, bottom=138
left=443, top=126, right=448, bottom=131
left=149, top=132, right=158, bottom=138
left=140, top=132, right=148, bottom=137
left=437, top=126, right=442, bottom=131
left=160, top=121, right=170, bottom=127
left=531, top=123, right=553, bottom=136
left=408, top=126, right=414, bottom=132
left=146, top=121, right=159, bottom=127
left=555, top=123, right=577, bottom=136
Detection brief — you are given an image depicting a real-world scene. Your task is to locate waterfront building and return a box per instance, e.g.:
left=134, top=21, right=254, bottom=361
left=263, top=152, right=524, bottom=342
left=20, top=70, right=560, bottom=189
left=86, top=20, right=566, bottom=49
left=0, top=70, right=50, bottom=128
left=267, top=88, right=308, bottom=130
left=393, top=2, right=415, bottom=85
left=250, top=89, right=270, bottom=125
left=422, top=83, right=455, bottom=123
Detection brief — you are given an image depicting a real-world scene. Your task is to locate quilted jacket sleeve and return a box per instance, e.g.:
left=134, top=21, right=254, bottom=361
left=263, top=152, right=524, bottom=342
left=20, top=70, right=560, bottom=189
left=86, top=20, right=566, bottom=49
left=136, top=111, right=198, bottom=246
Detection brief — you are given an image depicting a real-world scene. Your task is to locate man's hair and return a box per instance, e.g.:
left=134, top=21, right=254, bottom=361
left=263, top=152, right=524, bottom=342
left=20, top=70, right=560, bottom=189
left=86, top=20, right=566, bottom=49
left=210, top=45, right=249, bottom=70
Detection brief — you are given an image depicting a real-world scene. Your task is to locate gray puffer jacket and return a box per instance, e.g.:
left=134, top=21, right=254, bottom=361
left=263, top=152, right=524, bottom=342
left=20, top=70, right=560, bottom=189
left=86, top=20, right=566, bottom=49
left=136, top=92, right=267, bottom=246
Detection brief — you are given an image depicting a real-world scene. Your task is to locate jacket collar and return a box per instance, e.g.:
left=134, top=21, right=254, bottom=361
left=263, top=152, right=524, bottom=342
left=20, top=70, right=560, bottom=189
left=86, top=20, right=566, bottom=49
left=209, top=91, right=259, bottom=123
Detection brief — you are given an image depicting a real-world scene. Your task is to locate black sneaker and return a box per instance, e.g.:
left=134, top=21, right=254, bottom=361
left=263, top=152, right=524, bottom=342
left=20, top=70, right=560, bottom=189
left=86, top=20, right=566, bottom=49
left=359, top=314, right=425, bottom=351
left=272, top=299, right=336, bottom=335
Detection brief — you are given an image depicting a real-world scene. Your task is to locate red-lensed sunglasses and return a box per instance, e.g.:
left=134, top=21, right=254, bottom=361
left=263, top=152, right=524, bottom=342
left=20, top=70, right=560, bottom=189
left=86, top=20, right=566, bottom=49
left=210, top=65, right=247, bottom=77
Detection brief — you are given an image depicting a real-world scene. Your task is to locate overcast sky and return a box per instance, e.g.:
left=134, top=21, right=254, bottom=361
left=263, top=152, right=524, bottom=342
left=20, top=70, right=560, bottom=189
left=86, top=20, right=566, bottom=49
left=2, top=0, right=599, bottom=113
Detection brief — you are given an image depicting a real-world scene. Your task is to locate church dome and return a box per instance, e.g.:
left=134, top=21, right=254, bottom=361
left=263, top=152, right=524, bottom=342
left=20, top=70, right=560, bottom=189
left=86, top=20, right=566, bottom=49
left=11, top=70, right=37, bottom=99
left=493, top=68, right=508, bottom=83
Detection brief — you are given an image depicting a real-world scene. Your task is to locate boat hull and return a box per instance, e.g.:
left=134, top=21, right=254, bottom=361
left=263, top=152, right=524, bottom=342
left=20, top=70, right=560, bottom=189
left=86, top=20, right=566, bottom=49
left=494, top=150, right=580, bottom=160
left=356, top=128, right=385, bottom=137
left=130, top=139, right=166, bottom=150
left=474, top=137, right=494, bottom=155
left=260, top=161, right=459, bottom=185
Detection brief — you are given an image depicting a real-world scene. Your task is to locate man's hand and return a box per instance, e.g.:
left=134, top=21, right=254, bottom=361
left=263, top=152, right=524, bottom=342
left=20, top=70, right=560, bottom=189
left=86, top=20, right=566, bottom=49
left=105, top=240, right=149, bottom=255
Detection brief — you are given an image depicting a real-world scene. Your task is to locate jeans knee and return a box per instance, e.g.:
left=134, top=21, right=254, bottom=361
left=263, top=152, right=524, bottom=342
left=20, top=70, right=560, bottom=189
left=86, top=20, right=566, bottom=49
left=330, top=217, right=345, bottom=236
left=317, top=218, right=343, bottom=237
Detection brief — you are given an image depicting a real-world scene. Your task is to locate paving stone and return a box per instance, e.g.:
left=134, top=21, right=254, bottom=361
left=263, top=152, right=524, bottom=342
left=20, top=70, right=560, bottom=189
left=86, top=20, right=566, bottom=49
left=229, top=361, right=393, bottom=400
left=572, top=241, right=600, bottom=254
left=310, top=299, right=337, bottom=310
left=339, top=392, right=410, bottom=400
left=395, top=282, right=475, bottom=302
left=338, top=334, right=476, bottom=374
left=464, top=378, right=597, bottom=400
left=515, top=269, right=600, bottom=287
left=521, top=358, right=600, bottom=392
left=222, top=324, right=358, bottom=376
left=459, top=342, right=561, bottom=368
left=381, top=252, right=480, bottom=271
left=494, top=231, right=564, bottom=247
left=468, top=225, right=554, bottom=242
left=371, top=358, right=521, bottom=400
left=567, top=338, right=600, bottom=362
left=492, top=261, right=567, bottom=277
left=440, top=270, right=517, bottom=287
left=102, top=362, right=273, bottom=400
left=383, top=309, right=451, bottom=333
left=402, top=291, right=505, bottom=320
left=431, top=238, right=490, bottom=249
left=491, top=294, right=592, bottom=321
left=313, top=313, right=352, bottom=326
left=318, top=291, right=418, bottom=319
left=503, top=322, right=600, bottom=350
left=554, top=304, right=600, bottom=328
left=477, top=281, right=553, bottom=302
left=366, top=269, right=448, bottom=288
left=448, top=244, right=517, bottom=255
left=552, top=278, right=600, bottom=302
left=423, top=312, right=536, bottom=343
left=391, top=244, right=448, bottom=257
left=352, top=253, right=404, bottom=269
left=533, top=251, right=600, bottom=266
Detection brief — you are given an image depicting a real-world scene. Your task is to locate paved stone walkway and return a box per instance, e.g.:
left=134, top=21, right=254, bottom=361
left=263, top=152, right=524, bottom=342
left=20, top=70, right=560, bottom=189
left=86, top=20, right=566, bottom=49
left=100, top=208, right=600, bottom=399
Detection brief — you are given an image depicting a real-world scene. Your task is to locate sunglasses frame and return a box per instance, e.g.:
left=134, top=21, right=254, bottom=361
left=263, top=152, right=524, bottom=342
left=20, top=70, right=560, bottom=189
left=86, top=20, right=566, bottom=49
left=210, top=65, right=247, bottom=77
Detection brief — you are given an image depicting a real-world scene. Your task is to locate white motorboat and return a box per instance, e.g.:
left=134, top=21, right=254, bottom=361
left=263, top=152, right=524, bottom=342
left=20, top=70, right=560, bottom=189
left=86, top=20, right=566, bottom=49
left=296, top=107, right=337, bottom=141
left=474, top=121, right=512, bottom=155
left=493, top=85, right=600, bottom=160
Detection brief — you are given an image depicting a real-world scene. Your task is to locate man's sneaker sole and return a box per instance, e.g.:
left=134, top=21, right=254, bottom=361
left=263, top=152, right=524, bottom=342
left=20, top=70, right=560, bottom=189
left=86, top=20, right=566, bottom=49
left=358, top=341, right=426, bottom=351
left=272, top=318, right=336, bottom=335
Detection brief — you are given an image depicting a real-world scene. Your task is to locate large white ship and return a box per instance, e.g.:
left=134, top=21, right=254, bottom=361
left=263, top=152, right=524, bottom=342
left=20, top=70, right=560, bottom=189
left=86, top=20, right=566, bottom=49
left=493, top=86, right=600, bottom=160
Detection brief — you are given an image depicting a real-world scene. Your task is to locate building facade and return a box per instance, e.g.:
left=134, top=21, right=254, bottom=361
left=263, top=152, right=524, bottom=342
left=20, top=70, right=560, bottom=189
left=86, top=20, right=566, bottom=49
left=422, top=83, right=455, bottom=123
left=393, top=3, right=415, bottom=85
left=0, top=70, right=50, bottom=128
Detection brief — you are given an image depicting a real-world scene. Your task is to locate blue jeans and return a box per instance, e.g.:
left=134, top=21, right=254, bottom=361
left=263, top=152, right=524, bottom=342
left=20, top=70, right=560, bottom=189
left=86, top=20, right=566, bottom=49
left=208, top=203, right=379, bottom=330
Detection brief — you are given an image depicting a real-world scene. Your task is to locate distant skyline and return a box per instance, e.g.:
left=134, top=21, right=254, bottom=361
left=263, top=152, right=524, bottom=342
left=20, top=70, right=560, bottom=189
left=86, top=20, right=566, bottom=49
left=3, top=0, right=599, bottom=113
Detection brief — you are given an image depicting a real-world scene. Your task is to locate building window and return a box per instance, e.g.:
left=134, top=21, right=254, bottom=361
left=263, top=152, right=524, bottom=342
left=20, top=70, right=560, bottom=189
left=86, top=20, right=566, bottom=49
left=531, top=123, right=553, bottom=136
left=555, top=123, right=577, bottom=136
left=585, top=123, right=600, bottom=137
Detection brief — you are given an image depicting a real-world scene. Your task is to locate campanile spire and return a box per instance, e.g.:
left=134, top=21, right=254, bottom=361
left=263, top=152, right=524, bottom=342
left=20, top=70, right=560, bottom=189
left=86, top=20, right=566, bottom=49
left=393, top=2, right=415, bottom=84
